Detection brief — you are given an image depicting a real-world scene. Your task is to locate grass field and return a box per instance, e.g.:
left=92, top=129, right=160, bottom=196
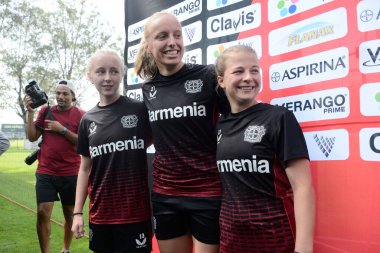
left=0, top=140, right=89, bottom=252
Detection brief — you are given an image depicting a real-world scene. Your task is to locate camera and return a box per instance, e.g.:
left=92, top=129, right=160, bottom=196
left=25, top=80, right=48, bottom=109
left=24, top=149, right=39, bottom=165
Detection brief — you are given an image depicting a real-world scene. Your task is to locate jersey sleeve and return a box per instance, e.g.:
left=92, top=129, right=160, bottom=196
left=278, top=108, right=309, bottom=166
left=77, top=117, right=90, bottom=157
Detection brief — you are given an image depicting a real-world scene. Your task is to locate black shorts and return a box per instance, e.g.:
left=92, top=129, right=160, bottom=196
left=152, top=192, right=221, bottom=244
left=35, top=173, right=77, bottom=205
left=89, top=221, right=152, bottom=253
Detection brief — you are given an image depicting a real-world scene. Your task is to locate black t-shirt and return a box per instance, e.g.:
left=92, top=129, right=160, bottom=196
left=216, top=103, right=309, bottom=252
left=143, top=63, right=227, bottom=197
left=77, top=96, right=151, bottom=224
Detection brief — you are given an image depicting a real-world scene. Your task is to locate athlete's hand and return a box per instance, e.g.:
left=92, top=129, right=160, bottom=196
left=71, top=215, right=85, bottom=239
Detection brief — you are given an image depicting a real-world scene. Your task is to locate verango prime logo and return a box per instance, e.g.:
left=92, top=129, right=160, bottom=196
left=270, top=47, right=349, bottom=90
left=207, top=3, right=261, bottom=39
left=269, top=8, right=348, bottom=56
left=270, top=87, right=350, bottom=123
left=167, top=0, right=202, bottom=22
left=304, top=129, right=349, bottom=161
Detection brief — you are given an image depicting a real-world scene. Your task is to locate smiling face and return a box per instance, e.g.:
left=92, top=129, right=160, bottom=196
left=87, top=52, right=124, bottom=106
left=145, top=13, right=184, bottom=76
left=217, top=50, right=261, bottom=113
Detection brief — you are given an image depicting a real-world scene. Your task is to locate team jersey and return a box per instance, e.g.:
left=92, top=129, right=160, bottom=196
left=216, top=103, right=309, bottom=253
left=77, top=96, right=151, bottom=224
left=35, top=105, right=85, bottom=176
left=142, top=63, right=225, bottom=197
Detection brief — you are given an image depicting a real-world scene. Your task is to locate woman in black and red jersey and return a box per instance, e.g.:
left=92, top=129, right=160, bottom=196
left=215, top=45, right=315, bottom=253
left=135, top=11, right=228, bottom=253
left=72, top=49, right=152, bottom=253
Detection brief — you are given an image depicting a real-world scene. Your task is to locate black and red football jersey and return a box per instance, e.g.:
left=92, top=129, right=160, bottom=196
left=77, top=96, right=151, bottom=224
left=142, top=64, right=226, bottom=197
left=216, top=103, right=309, bottom=252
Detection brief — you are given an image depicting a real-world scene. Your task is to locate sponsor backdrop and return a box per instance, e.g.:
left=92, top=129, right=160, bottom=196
left=124, top=0, right=380, bottom=252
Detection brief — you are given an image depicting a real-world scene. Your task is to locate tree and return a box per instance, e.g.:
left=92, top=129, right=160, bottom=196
left=0, top=0, right=122, bottom=124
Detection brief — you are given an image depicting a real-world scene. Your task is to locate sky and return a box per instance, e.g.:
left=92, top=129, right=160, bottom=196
left=0, top=0, right=126, bottom=126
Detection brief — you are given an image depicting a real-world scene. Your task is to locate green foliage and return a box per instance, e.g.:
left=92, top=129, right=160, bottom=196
left=0, top=0, right=123, bottom=124
left=0, top=140, right=89, bottom=252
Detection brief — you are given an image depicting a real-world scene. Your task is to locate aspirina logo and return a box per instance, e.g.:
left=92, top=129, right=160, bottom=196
left=167, top=0, right=202, bottom=22
left=357, top=0, right=380, bottom=32
left=270, top=47, right=349, bottom=90
left=127, top=68, right=142, bottom=86
left=268, top=0, right=333, bottom=22
left=206, top=35, right=262, bottom=64
left=268, top=8, right=347, bottom=56
left=207, top=3, right=261, bottom=39
left=207, top=0, right=244, bottom=11
left=270, top=87, right=350, bottom=123
left=183, top=48, right=202, bottom=64
left=304, top=129, right=349, bottom=161
left=183, top=21, right=202, bottom=47
left=360, top=128, right=380, bottom=161
left=359, top=39, right=380, bottom=74
left=128, top=18, right=147, bottom=43
left=360, top=82, right=380, bottom=116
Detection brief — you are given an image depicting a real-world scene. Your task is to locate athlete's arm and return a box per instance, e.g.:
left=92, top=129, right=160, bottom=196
left=286, top=158, right=315, bottom=253
left=72, top=155, right=92, bottom=239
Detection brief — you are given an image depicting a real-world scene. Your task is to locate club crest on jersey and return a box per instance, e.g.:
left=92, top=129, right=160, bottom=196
left=244, top=125, right=266, bottom=143
left=149, top=86, right=157, bottom=100
left=184, top=79, right=203, bottom=93
left=121, top=115, right=138, bottom=128
left=88, top=122, right=97, bottom=137
left=217, top=129, right=222, bottom=144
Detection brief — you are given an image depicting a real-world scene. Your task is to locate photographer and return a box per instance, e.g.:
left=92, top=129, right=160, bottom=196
left=24, top=80, right=85, bottom=253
